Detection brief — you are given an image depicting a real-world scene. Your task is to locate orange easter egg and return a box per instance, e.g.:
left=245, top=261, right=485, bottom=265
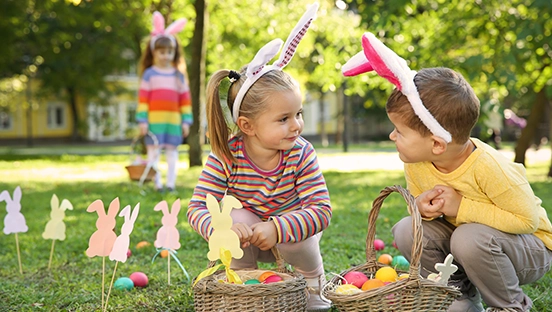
left=160, top=250, right=169, bottom=258
left=378, top=254, right=393, bottom=265
left=361, top=278, right=385, bottom=291
left=136, top=241, right=150, bottom=249
left=258, top=271, right=277, bottom=282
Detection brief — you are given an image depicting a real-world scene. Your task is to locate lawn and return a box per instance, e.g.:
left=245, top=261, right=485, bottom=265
left=0, top=146, right=551, bottom=311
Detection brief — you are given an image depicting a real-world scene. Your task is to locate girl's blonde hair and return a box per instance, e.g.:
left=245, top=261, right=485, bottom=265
left=138, top=36, right=183, bottom=77
left=206, top=68, right=300, bottom=163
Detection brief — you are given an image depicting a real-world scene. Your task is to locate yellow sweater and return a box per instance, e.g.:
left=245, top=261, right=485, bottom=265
left=405, top=138, right=552, bottom=250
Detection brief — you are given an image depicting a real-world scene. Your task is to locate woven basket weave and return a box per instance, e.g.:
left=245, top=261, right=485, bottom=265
left=193, top=247, right=308, bottom=312
left=324, top=185, right=461, bottom=311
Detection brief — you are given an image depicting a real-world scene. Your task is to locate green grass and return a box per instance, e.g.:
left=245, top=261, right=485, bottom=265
left=0, top=149, right=551, bottom=311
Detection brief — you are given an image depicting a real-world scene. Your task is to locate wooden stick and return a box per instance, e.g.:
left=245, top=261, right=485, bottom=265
left=167, top=251, right=171, bottom=285
left=15, top=233, right=22, bottom=274
left=102, top=256, right=106, bottom=309
left=103, top=261, right=118, bottom=312
left=48, top=240, right=56, bottom=270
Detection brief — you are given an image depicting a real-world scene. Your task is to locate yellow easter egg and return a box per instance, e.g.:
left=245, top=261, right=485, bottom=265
left=398, top=273, right=409, bottom=280
left=335, top=284, right=362, bottom=295
left=375, top=267, right=398, bottom=283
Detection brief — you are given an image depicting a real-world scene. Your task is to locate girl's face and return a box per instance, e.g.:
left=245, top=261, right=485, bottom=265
left=152, top=47, right=175, bottom=68
left=250, top=88, right=304, bottom=151
left=388, top=112, right=434, bottom=163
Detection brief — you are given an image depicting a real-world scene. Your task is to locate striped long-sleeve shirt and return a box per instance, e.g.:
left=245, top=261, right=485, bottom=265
left=187, top=136, right=332, bottom=244
left=136, top=66, right=192, bottom=146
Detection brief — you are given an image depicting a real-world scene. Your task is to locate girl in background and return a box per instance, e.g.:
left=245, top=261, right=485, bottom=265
left=136, top=11, right=192, bottom=193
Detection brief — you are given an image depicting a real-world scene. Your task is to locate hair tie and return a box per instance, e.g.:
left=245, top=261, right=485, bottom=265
left=231, top=2, right=319, bottom=123
left=342, top=32, right=452, bottom=143
left=150, top=11, right=187, bottom=51
left=228, top=70, right=241, bottom=83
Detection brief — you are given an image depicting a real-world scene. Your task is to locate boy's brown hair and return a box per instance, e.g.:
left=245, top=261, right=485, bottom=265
left=386, top=67, right=480, bottom=144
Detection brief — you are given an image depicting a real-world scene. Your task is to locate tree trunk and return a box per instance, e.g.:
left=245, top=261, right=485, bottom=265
left=334, top=85, right=344, bottom=145
left=319, top=92, right=328, bottom=147
left=514, top=89, right=547, bottom=165
left=67, top=86, right=81, bottom=142
left=188, top=0, right=208, bottom=167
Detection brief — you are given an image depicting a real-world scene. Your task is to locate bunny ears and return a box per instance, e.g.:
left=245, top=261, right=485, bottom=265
left=231, top=2, right=319, bottom=123
left=342, top=32, right=452, bottom=143
left=150, top=11, right=187, bottom=51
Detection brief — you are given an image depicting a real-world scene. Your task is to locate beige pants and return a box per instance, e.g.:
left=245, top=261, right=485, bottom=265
left=393, top=217, right=552, bottom=311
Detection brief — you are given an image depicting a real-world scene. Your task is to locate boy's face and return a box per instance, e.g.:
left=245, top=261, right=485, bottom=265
left=388, top=112, right=434, bottom=163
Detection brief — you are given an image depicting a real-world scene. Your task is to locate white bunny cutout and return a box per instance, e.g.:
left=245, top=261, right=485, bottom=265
left=232, top=2, right=319, bottom=122
left=206, top=193, right=244, bottom=261
left=1, top=186, right=28, bottom=235
left=109, top=204, right=140, bottom=263
left=342, top=32, right=452, bottom=143
left=154, top=199, right=181, bottom=251
left=42, top=194, right=73, bottom=241
left=150, top=11, right=187, bottom=50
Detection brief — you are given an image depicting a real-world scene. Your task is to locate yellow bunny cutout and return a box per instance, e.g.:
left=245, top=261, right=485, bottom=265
left=206, top=193, right=244, bottom=261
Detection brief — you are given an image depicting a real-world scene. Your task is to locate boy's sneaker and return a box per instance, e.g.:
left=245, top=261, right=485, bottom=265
left=306, top=275, right=331, bottom=312
left=448, top=291, right=484, bottom=312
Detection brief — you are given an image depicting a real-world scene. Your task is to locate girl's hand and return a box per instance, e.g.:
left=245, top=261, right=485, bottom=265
left=416, top=188, right=445, bottom=218
left=231, top=223, right=253, bottom=248
left=182, top=124, right=190, bottom=138
left=139, top=123, right=148, bottom=136
left=250, top=221, right=277, bottom=251
left=432, top=185, right=461, bottom=218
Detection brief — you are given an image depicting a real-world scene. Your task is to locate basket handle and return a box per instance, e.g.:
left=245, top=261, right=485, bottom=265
left=365, top=185, right=423, bottom=281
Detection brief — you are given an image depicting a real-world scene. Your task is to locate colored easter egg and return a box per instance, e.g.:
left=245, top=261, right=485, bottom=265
left=343, top=271, right=369, bottom=288
left=375, top=267, right=398, bottom=283
left=373, top=239, right=385, bottom=251
left=160, top=250, right=169, bottom=258
left=392, top=240, right=398, bottom=249
left=129, top=272, right=148, bottom=288
left=126, top=249, right=132, bottom=258
left=244, top=279, right=261, bottom=285
left=391, top=255, right=409, bottom=269
left=114, top=277, right=134, bottom=291
left=258, top=271, right=277, bottom=282
left=136, top=241, right=150, bottom=249
left=361, top=278, right=385, bottom=291
left=378, top=253, right=393, bottom=265
left=335, top=284, right=362, bottom=295
left=263, top=274, right=283, bottom=284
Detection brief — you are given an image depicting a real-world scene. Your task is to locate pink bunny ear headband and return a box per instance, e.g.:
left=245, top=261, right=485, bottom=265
left=231, top=2, right=319, bottom=123
left=150, top=11, right=187, bottom=51
left=342, top=32, right=452, bottom=143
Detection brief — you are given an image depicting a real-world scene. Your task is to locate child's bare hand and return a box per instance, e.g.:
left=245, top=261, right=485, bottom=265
left=250, top=221, right=277, bottom=251
left=416, top=188, right=445, bottom=218
left=432, top=185, right=461, bottom=217
left=139, top=123, right=148, bottom=136
left=231, top=223, right=253, bottom=248
left=182, top=124, right=190, bottom=138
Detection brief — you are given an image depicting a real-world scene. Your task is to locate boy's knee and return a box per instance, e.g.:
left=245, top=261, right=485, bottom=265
left=392, top=217, right=414, bottom=250
left=451, top=223, right=491, bottom=261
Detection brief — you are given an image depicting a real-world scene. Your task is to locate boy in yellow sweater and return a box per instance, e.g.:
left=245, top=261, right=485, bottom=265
left=343, top=33, right=552, bottom=312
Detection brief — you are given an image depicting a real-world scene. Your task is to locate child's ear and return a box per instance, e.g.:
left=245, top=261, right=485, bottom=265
left=431, top=136, right=448, bottom=155
left=236, top=116, right=255, bottom=136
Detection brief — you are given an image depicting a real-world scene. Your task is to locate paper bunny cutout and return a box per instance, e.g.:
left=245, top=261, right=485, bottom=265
left=42, top=194, right=73, bottom=241
left=232, top=2, right=319, bottom=122
left=150, top=11, right=187, bottom=50
left=206, top=193, right=244, bottom=261
left=342, top=32, right=452, bottom=143
left=1, top=186, right=28, bottom=235
left=86, top=198, right=120, bottom=258
left=109, top=204, right=140, bottom=263
left=154, top=199, right=181, bottom=251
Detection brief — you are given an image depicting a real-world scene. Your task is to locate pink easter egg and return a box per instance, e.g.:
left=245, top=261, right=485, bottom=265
left=129, top=272, right=149, bottom=288
left=263, top=274, right=283, bottom=284
left=374, top=239, right=385, bottom=251
left=127, top=249, right=132, bottom=258
left=343, top=271, right=369, bottom=288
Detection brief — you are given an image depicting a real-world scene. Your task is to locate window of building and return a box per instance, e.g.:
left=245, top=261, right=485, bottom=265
left=47, top=103, right=66, bottom=129
left=0, top=110, right=12, bottom=130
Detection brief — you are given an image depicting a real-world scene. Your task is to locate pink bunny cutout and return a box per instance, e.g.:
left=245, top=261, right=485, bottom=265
left=42, top=194, right=73, bottom=241
left=150, top=11, right=187, bottom=50
left=154, top=199, right=181, bottom=251
left=86, top=198, right=120, bottom=257
left=109, top=204, right=140, bottom=263
left=342, top=32, right=452, bottom=143
left=1, top=186, right=28, bottom=235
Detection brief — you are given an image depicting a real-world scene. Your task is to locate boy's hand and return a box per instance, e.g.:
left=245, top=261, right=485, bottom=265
left=231, top=223, right=253, bottom=248
left=416, top=188, right=445, bottom=218
left=432, top=185, right=461, bottom=217
left=139, top=123, right=148, bottom=136
left=250, top=221, right=278, bottom=251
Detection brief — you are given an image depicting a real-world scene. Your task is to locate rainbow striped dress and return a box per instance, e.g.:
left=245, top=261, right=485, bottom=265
left=187, top=136, right=332, bottom=244
left=136, top=66, right=192, bottom=146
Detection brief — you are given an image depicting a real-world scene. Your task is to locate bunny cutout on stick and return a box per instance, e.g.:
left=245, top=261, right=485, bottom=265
left=154, top=199, right=181, bottom=250
left=341, top=31, right=452, bottom=143
left=86, top=198, right=120, bottom=257
left=109, top=203, right=140, bottom=263
left=150, top=11, right=187, bottom=50
left=43, top=194, right=73, bottom=241
left=1, top=186, right=28, bottom=235
left=206, top=193, right=244, bottom=261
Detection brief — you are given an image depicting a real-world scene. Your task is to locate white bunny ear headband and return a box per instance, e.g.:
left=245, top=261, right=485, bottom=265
left=150, top=11, right=187, bottom=51
left=342, top=32, right=452, bottom=143
left=231, top=2, right=319, bottom=123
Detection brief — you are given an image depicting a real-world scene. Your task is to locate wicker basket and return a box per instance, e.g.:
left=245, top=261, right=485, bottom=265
left=125, top=164, right=156, bottom=182
left=125, top=131, right=159, bottom=184
left=324, top=185, right=461, bottom=311
left=193, top=247, right=308, bottom=312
